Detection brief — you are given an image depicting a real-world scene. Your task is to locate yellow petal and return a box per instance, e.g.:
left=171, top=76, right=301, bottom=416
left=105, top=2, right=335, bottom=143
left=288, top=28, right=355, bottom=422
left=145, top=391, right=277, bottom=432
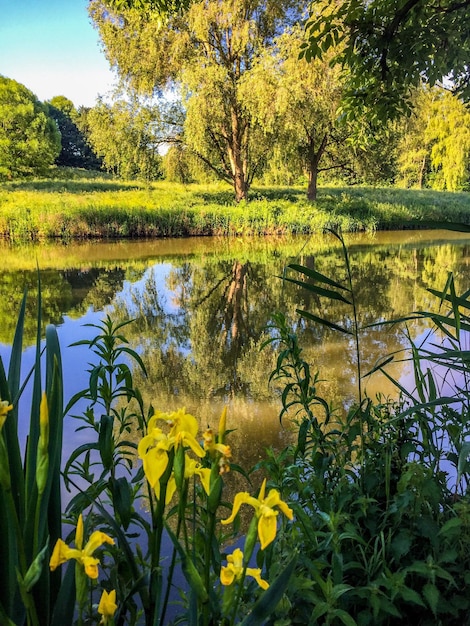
left=265, top=489, right=294, bottom=520
left=179, top=431, right=205, bottom=457
left=230, top=548, right=244, bottom=572
left=173, top=408, right=199, bottom=438
left=137, top=432, right=155, bottom=459
left=246, top=567, right=269, bottom=590
left=196, top=466, right=211, bottom=495
left=220, top=565, right=236, bottom=586
left=221, top=491, right=252, bottom=525
left=258, top=478, right=267, bottom=501
left=76, top=514, right=84, bottom=550
left=143, top=447, right=169, bottom=489
left=82, top=555, right=100, bottom=579
left=84, top=530, right=114, bottom=556
left=276, top=499, right=293, bottom=520
left=49, top=539, right=77, bottom=570
left=164, top=476, right=177, bottom=504
left=39, top=392, right=49, bottom=443
left=218, top=406, right=227, bottom=443
left=258, top=513, right=278, bottom=550
left=98, top=589, right=117, bottom=618
left=0, top=400, right=13, bottom=430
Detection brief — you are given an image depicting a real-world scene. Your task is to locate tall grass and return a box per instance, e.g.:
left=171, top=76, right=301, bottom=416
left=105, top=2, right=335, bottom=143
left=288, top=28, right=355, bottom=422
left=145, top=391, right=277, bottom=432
left=2, top=175, right=470, bottom=241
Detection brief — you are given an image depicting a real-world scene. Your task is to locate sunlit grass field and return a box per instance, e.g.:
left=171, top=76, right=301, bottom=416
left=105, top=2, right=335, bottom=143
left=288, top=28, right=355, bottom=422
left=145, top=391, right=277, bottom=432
left=2, top=169, right=470, bottom=240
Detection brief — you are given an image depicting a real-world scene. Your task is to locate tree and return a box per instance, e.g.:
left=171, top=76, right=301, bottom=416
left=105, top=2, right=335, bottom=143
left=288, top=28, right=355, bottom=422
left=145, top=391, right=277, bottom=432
left=0, top=76, right=61, bottom=179
left=89, top=0, right=302, bottom=200
left=264, top=26, right=346, bottom=200
left=302, top=0, right=470, bottom=122
left=396, top=86, right=470, bottom=190
left=47, top=96, right=102, bottom=170
left=85, top=96, right=164, bottom=179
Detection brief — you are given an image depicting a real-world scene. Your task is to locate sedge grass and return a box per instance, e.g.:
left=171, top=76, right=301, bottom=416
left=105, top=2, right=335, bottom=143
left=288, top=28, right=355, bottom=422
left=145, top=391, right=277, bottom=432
left=1, top=175, right=470, bottom=241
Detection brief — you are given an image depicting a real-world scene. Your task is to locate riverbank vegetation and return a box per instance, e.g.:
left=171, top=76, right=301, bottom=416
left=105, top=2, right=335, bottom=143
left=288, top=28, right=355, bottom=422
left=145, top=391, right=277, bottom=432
left=2, top=233, right=469, bottom=625
left=2, top=174, right=470, bottom=241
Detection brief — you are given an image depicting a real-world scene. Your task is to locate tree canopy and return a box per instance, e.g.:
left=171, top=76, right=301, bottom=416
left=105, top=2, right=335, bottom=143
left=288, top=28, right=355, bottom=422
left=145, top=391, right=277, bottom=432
left=0, top=76, right=61, bottom=179
left=302, top=0, right=470, bottom=122
left=84, top=96, right=164, bottom=179
left=47, top=96, right=102, bottom=170
left=89, top=0, right=303, bottom=200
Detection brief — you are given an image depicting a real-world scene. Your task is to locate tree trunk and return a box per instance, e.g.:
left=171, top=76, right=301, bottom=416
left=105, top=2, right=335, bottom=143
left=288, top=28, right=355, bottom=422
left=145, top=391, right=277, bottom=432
left=418, top=154, right=427, bottom=189
left=306, top=132, right=329, bottom=202
left=229, top=104, right=249, bottom=202
left=307, top=168, right=318, bottom=202
left=234, top=171, right=248, bottom=202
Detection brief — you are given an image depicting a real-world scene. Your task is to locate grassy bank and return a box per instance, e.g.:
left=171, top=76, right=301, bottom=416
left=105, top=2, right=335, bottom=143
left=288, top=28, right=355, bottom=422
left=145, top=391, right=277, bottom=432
left=2, top=174, right=470, bottom=240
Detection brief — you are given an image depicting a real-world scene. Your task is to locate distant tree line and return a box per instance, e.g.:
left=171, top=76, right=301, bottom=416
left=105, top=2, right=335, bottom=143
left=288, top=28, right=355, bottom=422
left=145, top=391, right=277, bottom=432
left=2, top=0, right=470, bottom=197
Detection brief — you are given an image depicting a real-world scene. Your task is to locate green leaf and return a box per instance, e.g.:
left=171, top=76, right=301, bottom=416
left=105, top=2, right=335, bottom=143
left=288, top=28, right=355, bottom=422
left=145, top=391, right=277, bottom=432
left=423, top=583, right=439, bottom=616
left=457, top=441, right=470, bottom=486
left=400, top=586, right=425, bottom=607
left=287, top=264, right=350, bottom=292
left=109, top=476, right=133, bottom=530
left=50, top=561, right=76, bottom=626
left=164, top=522, right=208, bottom=603
left=240, top=553, right=298, bottom=626
left=296, top=309, right=352, bottom=335
left=282, top=276, right=352, bottom=304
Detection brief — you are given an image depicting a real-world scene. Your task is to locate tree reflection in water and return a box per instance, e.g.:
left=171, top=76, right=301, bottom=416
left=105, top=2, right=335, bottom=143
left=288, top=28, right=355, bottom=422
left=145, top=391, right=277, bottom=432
left=1, top=232, right=470, bottom=472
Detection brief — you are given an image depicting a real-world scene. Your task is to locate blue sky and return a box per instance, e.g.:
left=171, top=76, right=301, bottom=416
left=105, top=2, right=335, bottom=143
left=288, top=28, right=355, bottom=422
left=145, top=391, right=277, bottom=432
left=0, top=0, right=116, bottom=107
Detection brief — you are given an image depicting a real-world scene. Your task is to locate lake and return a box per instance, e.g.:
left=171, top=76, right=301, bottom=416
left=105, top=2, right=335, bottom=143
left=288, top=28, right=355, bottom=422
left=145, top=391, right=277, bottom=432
left=1, top=229, right=470, bottom=471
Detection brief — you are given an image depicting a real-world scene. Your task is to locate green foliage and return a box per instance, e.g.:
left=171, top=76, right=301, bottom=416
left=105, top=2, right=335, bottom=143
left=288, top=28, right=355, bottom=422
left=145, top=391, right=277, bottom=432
left=0, top=76, right=61, bottom=179
left=47, top=97, right=102, bottom=170
left=254, top=25, right=348, bottom=201
left=3, top=178, right=470, bottom=241
left=90, top=0, right=303, bottom=200
left=261, top=232, right=470, bottom=624
left=397, top=86, right=470, bottom=191
left=302, top=0, right=470, bottom=123
left=85, top=97, right=163, bottom=180
left=0, top=287, right=66, bottom=625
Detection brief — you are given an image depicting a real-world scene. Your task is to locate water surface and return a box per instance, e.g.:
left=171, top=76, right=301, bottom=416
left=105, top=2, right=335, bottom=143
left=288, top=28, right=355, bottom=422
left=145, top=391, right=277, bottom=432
left=1, top=230, right=469, bottom=469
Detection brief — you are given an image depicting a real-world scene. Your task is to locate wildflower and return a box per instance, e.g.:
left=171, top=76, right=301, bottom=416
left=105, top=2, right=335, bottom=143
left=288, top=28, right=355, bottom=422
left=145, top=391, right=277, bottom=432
left=98, top=589, right=117, bottom=624
left=221, top=479, right=293, bottom=550
left=138, top=409, right=205, bottom=491
left=50, top=514, right=114, bottom=579
left=0, top=399, right=13, bottom=430
left=203, top=426, right=232, bottom=474
left=0, top=400, right=13, bottom=489
left=220, top=548, right=269, bottom=590
left=185, top=456, right=211, bottom=494
left=163, top=455, right=212, bottom=503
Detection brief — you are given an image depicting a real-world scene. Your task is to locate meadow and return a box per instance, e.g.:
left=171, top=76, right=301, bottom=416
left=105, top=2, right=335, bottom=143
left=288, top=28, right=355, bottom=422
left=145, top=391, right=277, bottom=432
left=2, top=170, right=470, bottom=240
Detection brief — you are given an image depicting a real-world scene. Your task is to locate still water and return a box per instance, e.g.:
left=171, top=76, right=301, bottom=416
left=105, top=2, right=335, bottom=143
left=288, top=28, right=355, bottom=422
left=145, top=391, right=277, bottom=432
left=1, top=230, right=470, bottom=469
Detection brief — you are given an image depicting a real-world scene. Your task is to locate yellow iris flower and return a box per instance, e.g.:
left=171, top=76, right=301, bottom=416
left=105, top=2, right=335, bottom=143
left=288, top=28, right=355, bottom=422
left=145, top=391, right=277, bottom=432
left=138, top=409, right=205, bottom=493
left=221, top=479, right=293, bottom=549
left=220, top=548, right=269, bottom=590
left=98, top=589, right=117, bottom=624
left=50, top=514, right=114, bottom=579
left=0, top=399, right=13, bottom=430
left=161, top=454, right=212, bottom=503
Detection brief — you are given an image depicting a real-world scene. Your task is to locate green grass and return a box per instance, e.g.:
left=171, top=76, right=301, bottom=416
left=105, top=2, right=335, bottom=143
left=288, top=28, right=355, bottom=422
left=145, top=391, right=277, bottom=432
left=2, top=171, right=470, bottom=241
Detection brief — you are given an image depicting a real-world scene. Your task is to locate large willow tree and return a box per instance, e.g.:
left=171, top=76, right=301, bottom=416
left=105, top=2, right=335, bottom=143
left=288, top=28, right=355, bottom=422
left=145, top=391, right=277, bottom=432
left=89, top=0, right=301, bottom=200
